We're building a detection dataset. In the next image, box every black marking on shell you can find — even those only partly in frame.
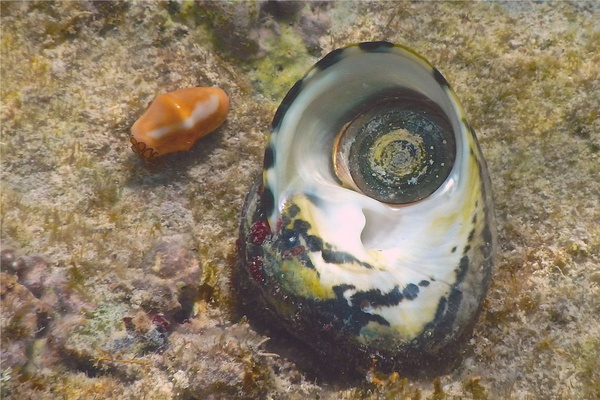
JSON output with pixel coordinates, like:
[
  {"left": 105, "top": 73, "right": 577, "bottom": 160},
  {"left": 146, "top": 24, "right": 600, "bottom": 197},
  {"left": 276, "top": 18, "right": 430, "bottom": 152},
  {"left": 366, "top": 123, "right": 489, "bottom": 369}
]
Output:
[
  {"left": 277, "top": 208, "right": 377, "bottom": 269},
  {"left": 437, "top": 288, "right": 463, "bottom": 334},
  {"left": 351, "top": 286, "right": 404, "bottom": 308},
  {"left": 264, "top": 146, "right": 275, "bottom": 170},
  {"left": 314, "top": 47, "right": 345, "bottom": 71},
  {"left": 426, "top": 285, "right": 463, "bottom": 341},
  {"left": 418, "top": 280, "right": 430, "bottom": 287},
  {"left": 331, "top": 285, "right": 391, "bottom": 330},
  {"left": 272, "top": 80, "right": 304, "bottom": 130},
  {"left": 468, "top": 228, "right": 475, "bottom": 242},
  {"left": 275, "top": 226, "right": 314, "bottom": 267},
  {"left": 456, "top": 255, "right": 469, "bottom": 282},
  {"left": 262, "top": 186, "right": 275, "bottom": 220},
  {"left": 333, "top": 284, "right": 355, "bottom": 296},
  {"left": 402, "top": 284, "right": 420, "bottom": 300},
  {"left": 306, "top": 235, "right": 323, "bottom": 252},
  {"left": 358, "top": 41, "right": 394, "bottom": 52},
  {"left": 287, "top": 204, "right": 300, "bottom": 218},
  {"left": 433, "top": 296, "right": 447, "bottom": 322},
  {"left": 451, "top": 246, "right": 457, "bottom": 253},
  {"left": 293, "top": 219, "right": 311, "bottom": 235},
  {"left": 280, "top": 228, "right": 300, "bottom": 248},
  {"left": 320, "top": 246, "right": 374, "bottom": 269},
  {"left": 433, "top": 68, "right": 449, "bottom": 88},
  {"left": 463, "top": 245, "right": 471, "bottom": 255},
  {"left": 322, "top": 249, "right": 358, "bottom": 265}
]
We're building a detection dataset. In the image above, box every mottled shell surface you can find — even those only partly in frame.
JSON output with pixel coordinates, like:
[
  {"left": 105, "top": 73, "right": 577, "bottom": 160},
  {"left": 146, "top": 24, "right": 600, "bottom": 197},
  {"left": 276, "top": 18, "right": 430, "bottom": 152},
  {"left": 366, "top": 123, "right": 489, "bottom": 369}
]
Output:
[{"left": 237, "top": 41, "right": 496, "bottom": 372}]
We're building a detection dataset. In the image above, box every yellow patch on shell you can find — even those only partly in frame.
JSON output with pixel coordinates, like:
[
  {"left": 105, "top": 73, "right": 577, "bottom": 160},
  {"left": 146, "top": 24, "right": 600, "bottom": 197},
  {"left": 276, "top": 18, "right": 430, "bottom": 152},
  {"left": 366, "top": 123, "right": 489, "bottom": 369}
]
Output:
[
  {"left": 279, "top": 258, "right": 336, "bottom": 300},
  {"left": 130, "top": 87, "right": 229, "bottom": 159}
]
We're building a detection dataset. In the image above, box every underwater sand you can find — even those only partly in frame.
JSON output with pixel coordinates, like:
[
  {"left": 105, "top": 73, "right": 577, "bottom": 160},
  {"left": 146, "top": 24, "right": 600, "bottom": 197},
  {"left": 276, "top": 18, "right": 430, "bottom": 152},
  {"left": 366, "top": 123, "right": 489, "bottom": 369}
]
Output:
[{"left": 1, "top": 1, "right": 599, "bottom": 399}]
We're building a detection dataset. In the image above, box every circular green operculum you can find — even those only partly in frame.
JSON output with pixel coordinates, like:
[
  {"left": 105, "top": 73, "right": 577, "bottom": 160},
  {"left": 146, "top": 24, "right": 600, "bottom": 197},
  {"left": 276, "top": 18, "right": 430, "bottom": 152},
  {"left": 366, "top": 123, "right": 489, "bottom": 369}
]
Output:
[{"left": 337, "top": 90, "right": 456, "bottom": 204}]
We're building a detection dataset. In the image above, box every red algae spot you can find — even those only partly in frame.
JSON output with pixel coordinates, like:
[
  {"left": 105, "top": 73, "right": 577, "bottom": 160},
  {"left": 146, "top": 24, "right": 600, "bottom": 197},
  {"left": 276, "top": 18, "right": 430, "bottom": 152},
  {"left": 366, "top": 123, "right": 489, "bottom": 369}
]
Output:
[
  {"left": 282, "top": 245, "right": 306, "bottom": 259},
  {"left": 130, "top": 87, "right": 230, "bottom": 159},
  {"left": 151, "top": 314, "right": 170, "bottom": 332},
  {"left": 249, "top": 220, "right": 270, "bottom": 245},
  {"left": 247, "top": 256, "right": 265, "bottom": 283},
  {"left": 275, "top": 218, "right": 284, "bottom": 232}
]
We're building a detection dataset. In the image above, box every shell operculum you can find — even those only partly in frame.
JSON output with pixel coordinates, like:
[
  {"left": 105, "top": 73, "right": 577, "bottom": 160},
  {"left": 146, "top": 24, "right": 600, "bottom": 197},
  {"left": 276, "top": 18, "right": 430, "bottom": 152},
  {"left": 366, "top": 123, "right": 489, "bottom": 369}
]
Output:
[{"left": 332, "top": 88, "right": 456, "bottom": 204}]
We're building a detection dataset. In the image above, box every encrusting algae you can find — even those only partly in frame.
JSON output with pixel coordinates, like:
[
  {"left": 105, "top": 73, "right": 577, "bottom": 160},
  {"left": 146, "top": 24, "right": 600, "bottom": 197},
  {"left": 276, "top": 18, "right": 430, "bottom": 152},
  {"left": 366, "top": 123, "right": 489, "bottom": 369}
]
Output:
[{"left": 130, "top": 87, "right": 229, "bottom": 160}]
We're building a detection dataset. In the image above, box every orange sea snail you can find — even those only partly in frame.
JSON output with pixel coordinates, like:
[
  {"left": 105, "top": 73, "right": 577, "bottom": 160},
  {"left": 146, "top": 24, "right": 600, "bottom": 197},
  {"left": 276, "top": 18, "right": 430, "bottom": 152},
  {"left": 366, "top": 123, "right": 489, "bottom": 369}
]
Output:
[{"left": 130, "top": 87, "right": 229, "bottom": 159}]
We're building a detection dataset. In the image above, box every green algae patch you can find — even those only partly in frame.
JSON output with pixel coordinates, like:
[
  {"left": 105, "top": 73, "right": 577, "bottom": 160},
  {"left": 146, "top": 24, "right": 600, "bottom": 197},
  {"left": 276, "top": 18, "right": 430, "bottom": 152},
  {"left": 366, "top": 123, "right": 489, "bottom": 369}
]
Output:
[
  {"left": 576, "top": 336, "right": 600, "bottom": 398},
  {"left": 65, "top": 304, "right": 131, "bottom": 357},
  {"left": 251, "top": 24, "right": 315, "bottom": 102}
]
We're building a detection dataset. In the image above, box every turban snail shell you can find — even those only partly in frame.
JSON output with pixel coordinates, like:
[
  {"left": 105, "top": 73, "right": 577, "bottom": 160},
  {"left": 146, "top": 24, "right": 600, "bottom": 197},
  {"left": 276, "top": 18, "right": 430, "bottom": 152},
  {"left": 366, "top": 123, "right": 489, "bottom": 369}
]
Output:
[{"left": 237, "top": 41, "right": 496, "bottom": 372}]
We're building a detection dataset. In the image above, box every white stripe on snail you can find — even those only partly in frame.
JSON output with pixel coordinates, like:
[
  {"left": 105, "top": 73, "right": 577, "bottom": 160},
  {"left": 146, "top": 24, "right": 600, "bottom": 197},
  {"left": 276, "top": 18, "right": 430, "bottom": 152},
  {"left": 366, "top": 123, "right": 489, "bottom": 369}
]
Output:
[{"left": 147, "top": 93, "right": 220, "bottom": 140}]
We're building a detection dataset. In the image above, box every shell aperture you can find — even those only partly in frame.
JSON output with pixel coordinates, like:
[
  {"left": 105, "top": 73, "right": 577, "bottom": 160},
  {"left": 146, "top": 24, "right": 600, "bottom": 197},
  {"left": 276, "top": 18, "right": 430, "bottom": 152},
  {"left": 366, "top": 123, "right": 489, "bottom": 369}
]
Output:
[{"left": 237, "top": 41, "right": 496, "bottom": 371}]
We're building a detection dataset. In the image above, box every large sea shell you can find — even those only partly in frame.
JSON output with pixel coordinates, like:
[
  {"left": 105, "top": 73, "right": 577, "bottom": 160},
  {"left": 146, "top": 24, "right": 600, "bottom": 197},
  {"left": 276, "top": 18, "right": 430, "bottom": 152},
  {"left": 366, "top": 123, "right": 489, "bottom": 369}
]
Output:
[{"left": 237, "top": 41, "right": 496, "bottom": 373}]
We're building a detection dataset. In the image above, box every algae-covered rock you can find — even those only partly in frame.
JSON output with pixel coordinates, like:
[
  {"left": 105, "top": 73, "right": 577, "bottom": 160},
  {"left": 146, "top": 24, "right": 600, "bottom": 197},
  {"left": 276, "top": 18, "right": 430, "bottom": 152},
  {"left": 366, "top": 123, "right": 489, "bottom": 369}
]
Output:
[
  {"left": 163, "top": 321, "right": 272, "bottom": 400},
  {"left": 1, "top": 0, "right": 599, "bottom": 398},
  {"left": 199, "top": 1, "right": 264, "bottom": 60},
  {"left": 0, "top": 272, "right": 50, "bottom": 370}
]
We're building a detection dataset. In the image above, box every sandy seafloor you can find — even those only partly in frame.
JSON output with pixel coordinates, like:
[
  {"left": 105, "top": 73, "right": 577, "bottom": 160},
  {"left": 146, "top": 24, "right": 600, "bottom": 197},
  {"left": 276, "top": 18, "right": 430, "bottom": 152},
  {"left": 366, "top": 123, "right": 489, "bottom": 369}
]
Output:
[{"left": 1, "top": 1, "right": 599, "bottom": 399}]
